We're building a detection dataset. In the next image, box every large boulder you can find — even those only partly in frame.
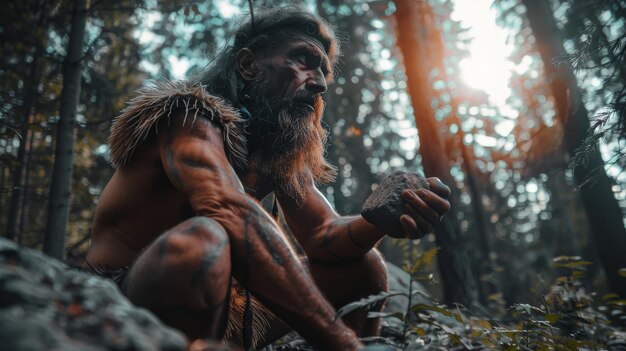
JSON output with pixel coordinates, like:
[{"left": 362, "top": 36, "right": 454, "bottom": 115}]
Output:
[{"left": 0, "top": 238, "right": 187, "bottom": 351}]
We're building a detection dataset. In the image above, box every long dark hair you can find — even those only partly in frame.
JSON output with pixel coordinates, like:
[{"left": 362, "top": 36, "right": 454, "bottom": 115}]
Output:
[{"left": 196, "top": 5, "right": 340, "bottom": 108}]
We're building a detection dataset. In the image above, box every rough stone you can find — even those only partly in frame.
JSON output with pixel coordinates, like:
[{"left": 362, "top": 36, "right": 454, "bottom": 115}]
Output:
[
  {"left": 361, "top": 171, "right": 430, "bottom": 237},
  {"left": 0, "top": 238, "right": 188, "bottom": 351}
]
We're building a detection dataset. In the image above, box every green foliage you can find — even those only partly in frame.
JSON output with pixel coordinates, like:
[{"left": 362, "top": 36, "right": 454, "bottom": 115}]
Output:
[
  {"left": 336, "top": 291, "right": 405, "bottom": 321},
  {"left": 327, "top": 245, "right": 626, "bottom": 350},
  {"left": 422, "top": 255, "right": 621, "bottom": 349}
]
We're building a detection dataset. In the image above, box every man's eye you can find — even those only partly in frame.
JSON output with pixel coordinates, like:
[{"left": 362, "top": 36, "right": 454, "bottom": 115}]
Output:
[
  {"left": 293, "top": 54, "right": 320, "bottom": 68},
  {"left": 293, "top": 54, "right": 308, "bottom": 65}
]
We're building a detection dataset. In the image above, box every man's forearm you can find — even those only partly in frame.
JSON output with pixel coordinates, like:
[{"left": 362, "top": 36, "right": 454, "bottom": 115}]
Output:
[
  {"left": 215, "top": 197, "right": 361, "bottom": 351},
  {"left": 306, "top": 215, "right": 386, "bottom": 263}
]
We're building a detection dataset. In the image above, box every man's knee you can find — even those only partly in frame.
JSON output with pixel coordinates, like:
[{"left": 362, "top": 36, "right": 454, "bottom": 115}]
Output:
[
  {"left": 312, "top": 249, "right": 388, "bottom": 306},
  {"left": 360, "top": 249, "right": 388, "bottom": 295},
  {"left": 159, "top": 216, "right": 230, "bottom": 277}
]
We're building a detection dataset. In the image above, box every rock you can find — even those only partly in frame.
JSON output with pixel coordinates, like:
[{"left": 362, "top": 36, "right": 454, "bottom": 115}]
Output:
[
  {"left": 361, "top": 171, "right": 430, "bottom": 237},
  {"left": 0, "top": 238, "right": 187, "bottom": 351}
]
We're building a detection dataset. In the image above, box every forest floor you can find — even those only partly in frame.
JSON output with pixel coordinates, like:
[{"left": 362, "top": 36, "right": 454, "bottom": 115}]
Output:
[{"left": 270, "top": 255, "right": 626, "bottom": 351}]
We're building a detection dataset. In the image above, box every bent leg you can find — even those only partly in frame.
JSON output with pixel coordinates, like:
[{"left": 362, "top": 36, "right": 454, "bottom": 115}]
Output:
[
  {"left": 124, "top": 216, "right": 231, "bottom": 340},
  {"left": 310, "top": 249, "right": 388, "bottom": 337},
  {"left": 256, "top": 249, "right": 388, "bottom": 346}
]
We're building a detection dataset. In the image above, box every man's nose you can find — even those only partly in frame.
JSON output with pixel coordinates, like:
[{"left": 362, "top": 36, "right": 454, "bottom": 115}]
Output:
[{"left": 305, "top": 69, "right": 327, "bottom": 94}]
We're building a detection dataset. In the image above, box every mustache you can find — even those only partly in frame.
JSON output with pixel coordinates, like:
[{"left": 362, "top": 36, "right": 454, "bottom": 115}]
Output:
[{"left": 290, "top": 90, "right": 321, "bottom": 106}]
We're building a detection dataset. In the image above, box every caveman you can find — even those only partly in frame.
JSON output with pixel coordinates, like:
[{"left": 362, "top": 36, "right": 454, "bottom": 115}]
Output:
[{"left": 85, "top": 6, "right": 451, "bottom": 351}]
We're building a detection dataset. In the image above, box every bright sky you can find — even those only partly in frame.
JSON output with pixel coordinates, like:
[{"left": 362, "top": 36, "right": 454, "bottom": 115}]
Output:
[{"left": 451, "top": 0, "right": 514, "bottom": 107}]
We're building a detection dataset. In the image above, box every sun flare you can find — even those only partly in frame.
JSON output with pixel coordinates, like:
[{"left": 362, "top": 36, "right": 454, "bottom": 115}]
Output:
[{"left": 452, "top": 0, "right": 514, "bottom": 107}]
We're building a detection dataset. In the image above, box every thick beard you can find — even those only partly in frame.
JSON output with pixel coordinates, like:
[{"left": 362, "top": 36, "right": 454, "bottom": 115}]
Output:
[{"left": 244, "top": 73, "right": 335, "bottom": 205}]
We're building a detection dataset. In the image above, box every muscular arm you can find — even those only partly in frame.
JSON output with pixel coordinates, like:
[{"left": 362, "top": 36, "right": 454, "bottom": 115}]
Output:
[
  {"left": 158, "top": 113, "right": 360, "bottom": 350},
  {"left": 277, "top": 172, "right": 385, "bottom": 264},
  {"left": 277, "top": 171, "right": 452, "bottom": 264}
]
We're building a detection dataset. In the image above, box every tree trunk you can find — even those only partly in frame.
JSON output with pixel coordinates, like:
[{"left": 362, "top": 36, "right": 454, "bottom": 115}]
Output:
[
  {"left": 442, "top": 63, "right": 499, "bottom": 303},
  {"left": 43, "top": 0, "right": 87, "bottom": 260},
  {"left": 18, "top": 130, "right": 36, "bottom": 244},
  {"left": 4, "top": 10, "right": 47, "bottom": 240},
  {"left": 522, "top": 0, "right": 626, "bottom": 296},
  {"left": 393, "top": 0, "right": 478, "bottom": 306},
  {"left": 5, "top": 124, "right": 29, "bottom": 241}
]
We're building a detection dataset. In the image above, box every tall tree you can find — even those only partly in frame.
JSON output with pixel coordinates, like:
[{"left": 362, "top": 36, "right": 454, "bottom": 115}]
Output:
[
  {"left": 3, "top": 0, "right": 51, "bottom": 241},
  {"left": 522, "top": 0, "right": 626, "bottom": 296},
  {"left": 393, "top": 0, "right": 479, "bottom": 306},
  {"left": 43, "top": 0, "right": 87, "bottom": 259},
  {"left": 560, "top": 0, "right": 626, "bottom": 173}
]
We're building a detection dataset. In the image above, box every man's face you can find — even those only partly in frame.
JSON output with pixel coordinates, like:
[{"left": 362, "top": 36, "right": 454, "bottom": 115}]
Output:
[
  {"left": 241, "top": 37, "right": 335, "bottom": 202},
  {"left": 257, "top": 38, "right": 331, "bottom": 113},
  {"left": 245, "top": 37, "right": 333, "bottom": 151}
]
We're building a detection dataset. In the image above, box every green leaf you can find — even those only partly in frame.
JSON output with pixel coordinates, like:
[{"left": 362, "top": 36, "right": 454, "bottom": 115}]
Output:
[
  {"left": 553, "top": 261, "right": 593, "bottom": 269},
  {"left": 511, "top": 303, "right": 544, "bottom": 315},
  {"left": 405, "top": 260, "right": 421, "bottom": 274},
  {"left": 336, "top": 291, "right": 405, "bottom": 320},
  {"left": 618, "top": 268, "right": 626, "bottom": 277},
  {"left": 545, "top": 313, "right": 561, "bottom": 324},
  {"left": 367, "top": 311, "right": 391, "bottom": 319},
  {"left": 515, "top": 303, "right": 531, "bottom": 315},
  {"left": 410, "top": 303, "right": 452, "bottom": 317},
  {"left": 449, "top": 333, "right": 461, "bottom": 345},
  {"left": 414, "top": 274, "right": 435, "bottom": 281},
  {"left": 553, "top": 255, "right": 582, "bottom": 262},
  {"left": 421, "top": 247, "right": 439, "bottom": 266},
  {"left": 571, "top": 270, "right": 586, "bottom": 280},
  {"left": 602, "top": 293, "right": 620, "bottom": 300},
  {"left": 359, "top": 336, "right": 400, "bottom": 347},
  {"left": 473, "top": 319, "right": 492, "bottom": 329}
]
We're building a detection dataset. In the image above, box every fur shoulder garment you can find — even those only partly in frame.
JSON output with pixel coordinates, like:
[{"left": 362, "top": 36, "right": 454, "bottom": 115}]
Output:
[{"left": 108, "top": 80, "right": 247, "bottom": 169}]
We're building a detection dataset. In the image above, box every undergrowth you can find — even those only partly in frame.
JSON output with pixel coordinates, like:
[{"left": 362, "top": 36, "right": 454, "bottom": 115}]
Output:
[
  {"left": 354, "top": 244, "right": 626, "bottom": 350},
  {"left": 276, "top": 242, "right": 626, "bottom": 350}
]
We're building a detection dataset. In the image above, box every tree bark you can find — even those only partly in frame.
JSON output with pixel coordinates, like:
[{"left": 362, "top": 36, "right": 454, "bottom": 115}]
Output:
[
  {"left": 522, "top": 0, "right": 626, "bottom": 296},
  {"left": 43, "top": 0, "right": 87, "bottom": 260},
  {"left": 18, "top": 130, "right": 36, "bottom": 244},
  {"left": 4, "top": 0, "right": 49, "bottom": 240},
  {"left": 393, "top": 0, "right": 479, "bottom": 306}
]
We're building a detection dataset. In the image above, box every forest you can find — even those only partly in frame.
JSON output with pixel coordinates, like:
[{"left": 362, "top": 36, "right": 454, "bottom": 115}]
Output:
[{"left": 1, "top": 0, "right": 625, "bottom": 349}]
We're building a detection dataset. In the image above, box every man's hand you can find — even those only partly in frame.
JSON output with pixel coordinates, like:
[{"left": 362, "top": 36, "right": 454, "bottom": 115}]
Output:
[
  {"left": 361, "top": 172, "right": 451, "bottom": 239},
  {"left": 399, "top": 177, "right": 451, "bottom": 239}
]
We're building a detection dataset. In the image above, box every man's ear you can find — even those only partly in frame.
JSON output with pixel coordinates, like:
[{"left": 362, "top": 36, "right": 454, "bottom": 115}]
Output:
[{"left": 236, "top": 48, "right": 257, "bottom": 81}]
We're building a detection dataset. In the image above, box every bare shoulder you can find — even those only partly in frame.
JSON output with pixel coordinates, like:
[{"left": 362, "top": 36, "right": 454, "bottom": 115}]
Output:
[{"left": 156, "top": 107, "right": 247, "bottom": 214}]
